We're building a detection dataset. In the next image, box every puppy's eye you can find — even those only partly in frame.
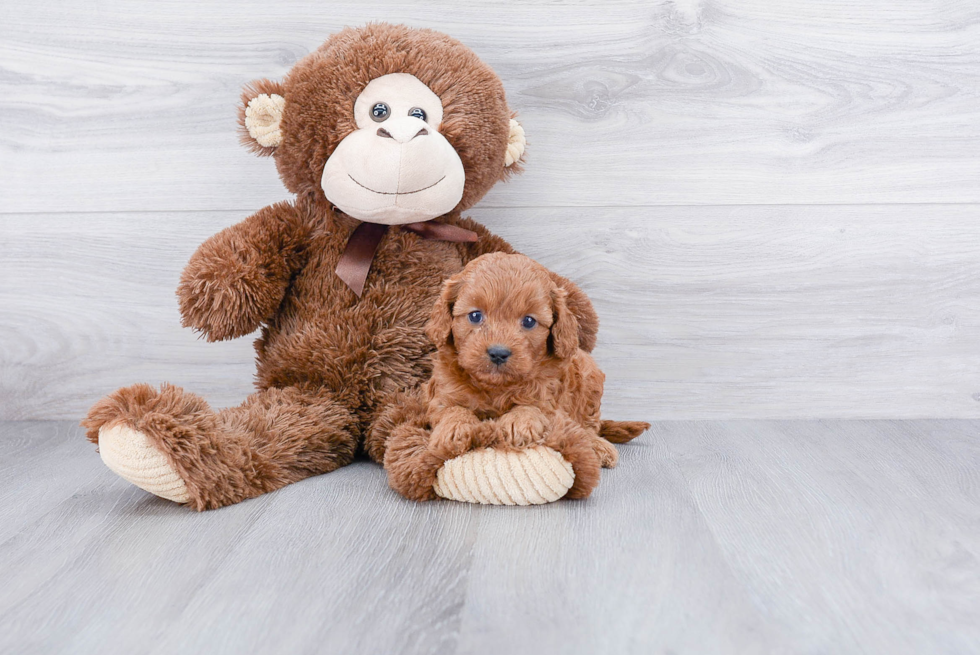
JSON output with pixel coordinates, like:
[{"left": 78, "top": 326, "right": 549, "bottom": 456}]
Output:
[
  {"left": 408, "top": 107, "right": 427, "bottom": 121},
  {"left": 371, "top": 102, "right": 390, "bottom": 122},
  {"left": 467, "top": 311, "right": 484, "bottom": 324},
  {"left": 521, "top": 316, "right": 537, "bottom": 329}
]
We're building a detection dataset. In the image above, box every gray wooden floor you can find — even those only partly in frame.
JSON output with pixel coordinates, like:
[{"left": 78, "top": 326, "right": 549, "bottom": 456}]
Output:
[{"left": 1, "top": 420, "right": 977, "bottom": 654}]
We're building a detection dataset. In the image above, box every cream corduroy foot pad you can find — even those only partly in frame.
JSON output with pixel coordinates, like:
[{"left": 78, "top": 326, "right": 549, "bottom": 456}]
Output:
[
  {"left": 433, "top": 445, "right": 574, "bottom": 505},
  {"left": 98, "top": 424, "right": 191, "bottom": 504}
]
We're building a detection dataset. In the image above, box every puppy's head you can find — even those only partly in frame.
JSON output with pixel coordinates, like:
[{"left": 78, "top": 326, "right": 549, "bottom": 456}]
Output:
[{"left": 426, "top": 253, "right": 580, "bottom": 387}]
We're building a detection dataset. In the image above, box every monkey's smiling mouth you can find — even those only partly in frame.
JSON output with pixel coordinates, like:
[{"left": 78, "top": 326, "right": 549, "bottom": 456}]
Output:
[{"left": 348, "top": 174, "right": 445, "bottom": 196}]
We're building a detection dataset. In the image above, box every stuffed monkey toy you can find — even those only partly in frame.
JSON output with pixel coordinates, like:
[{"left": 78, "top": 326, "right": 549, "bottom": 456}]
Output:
[{"left": 82, "top": 23, "right": 605, "bottom": 509}]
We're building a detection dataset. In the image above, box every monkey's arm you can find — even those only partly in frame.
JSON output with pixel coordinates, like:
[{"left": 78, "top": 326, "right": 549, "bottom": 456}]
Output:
[{"left": 177, "top": 201, "right": 310, "bottom": 341}]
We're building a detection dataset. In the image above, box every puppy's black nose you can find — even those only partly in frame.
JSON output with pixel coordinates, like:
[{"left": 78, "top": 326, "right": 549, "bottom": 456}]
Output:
[{"left": 487, "top": 345, "right": 511, "bottom": 365}]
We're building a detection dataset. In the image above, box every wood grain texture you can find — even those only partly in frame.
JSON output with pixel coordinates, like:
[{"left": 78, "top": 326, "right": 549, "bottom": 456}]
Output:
[
  {"left": 660, "top": 419, "right": 980, "bottom": 654},
  {"left": 1, "top": 420, "right": 978, "bottom": 654},
  {"left": 2, "top": 0, "right": 980, "bottom": 212},
  {"left": 3, "top": 206, "right": 979, "bottom": 421},
  {"left": 3, "top": 1, "right": 980, "bottom": 419}
]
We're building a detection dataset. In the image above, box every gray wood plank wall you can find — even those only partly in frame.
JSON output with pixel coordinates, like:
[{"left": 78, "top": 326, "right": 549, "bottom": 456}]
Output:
[{"left": 2, "top": 0, "right": 979, "bottom": 420}]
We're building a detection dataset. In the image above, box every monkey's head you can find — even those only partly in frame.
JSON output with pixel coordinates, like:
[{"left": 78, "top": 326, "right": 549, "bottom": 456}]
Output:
[{"left": 238, "top": 24, "right": 525, "bottom": 225}]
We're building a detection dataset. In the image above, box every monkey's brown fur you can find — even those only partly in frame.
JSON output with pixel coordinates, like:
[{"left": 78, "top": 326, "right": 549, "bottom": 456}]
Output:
[
  {"left": 82, "top": 24, "right": 600, "bottom": 510},
  {"left": 381, "top": 254, "right": 649, "bottom": 501}
]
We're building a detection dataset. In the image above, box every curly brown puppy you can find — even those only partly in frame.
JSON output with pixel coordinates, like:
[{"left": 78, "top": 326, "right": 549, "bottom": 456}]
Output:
[{"left": 418, "top": 252, "right": 649, "bottom": 499}]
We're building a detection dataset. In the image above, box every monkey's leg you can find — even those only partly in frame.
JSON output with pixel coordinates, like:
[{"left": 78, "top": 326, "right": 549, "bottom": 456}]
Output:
[
  {"left": 82, "top": 383, "right": 359, "bottom": 510},
  {"left": 373, "top": 394, "right": 599, "bottom": 505},
  {"left": 365, "top": 388, "right": 446, "bottom": 501},
  {"left": 540, "top": 411, "right": 603, "bottom": 500}
]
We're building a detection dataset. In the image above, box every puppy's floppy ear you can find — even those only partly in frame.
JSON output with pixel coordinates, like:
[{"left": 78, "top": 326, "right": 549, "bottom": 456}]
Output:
[
  {"left": 238, "top": 79, "right": 286, "bottom": 156},
  {"left": 425, "top": 274, "right": 464, "bottom": 348},
  {"left": 547, "top": 272, "right": 598, "bottom": 353},
  {"left": 549, "top": 287, "right": 581, "bottom": 360}
]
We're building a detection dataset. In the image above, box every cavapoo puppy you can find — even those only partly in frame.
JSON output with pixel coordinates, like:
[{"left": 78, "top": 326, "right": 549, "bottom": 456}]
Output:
[{"left": 378, "top": 252, "right": 648, "bottom": 501}]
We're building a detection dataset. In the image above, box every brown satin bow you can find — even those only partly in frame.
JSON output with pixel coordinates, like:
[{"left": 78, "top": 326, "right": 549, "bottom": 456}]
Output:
[{"left": 335, "top": 220, "right": 478, "bottom": 297}]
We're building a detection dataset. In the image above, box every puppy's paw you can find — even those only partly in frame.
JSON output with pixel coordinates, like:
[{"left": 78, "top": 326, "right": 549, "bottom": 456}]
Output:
[
  {"left": 494, "top": 406, "right": 548, "bottom": 449},
  {"left": 592, "top": 436, "right": 619, "bottom": 468},
  {"left": 429, "top": 419, "right": 490, "bottom": 460}
]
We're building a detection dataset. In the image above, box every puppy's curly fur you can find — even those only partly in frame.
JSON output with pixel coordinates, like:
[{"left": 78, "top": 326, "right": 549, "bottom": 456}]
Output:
[{"left": 384, "top": 253, "right": 649, "bottom": 501}]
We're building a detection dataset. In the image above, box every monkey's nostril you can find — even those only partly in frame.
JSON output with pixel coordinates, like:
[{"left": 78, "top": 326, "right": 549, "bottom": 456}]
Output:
[
  {"left": 487, "top": 345, "right": 511, "bottom": 365},
  {"left": 377, "top": 127, "right": 393, "bottom": 138},
  {"left": 416, "top": 127, "right": 428, "bottom": 138}
]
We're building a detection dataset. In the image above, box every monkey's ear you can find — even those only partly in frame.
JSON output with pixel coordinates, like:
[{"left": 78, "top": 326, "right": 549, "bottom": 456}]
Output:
[
  {"left": 238, "top": 79, "right": 286, "bottom": 156},
  {"left": 504, "top": 118, "right": 526, "bottom": 167},
  {"left": 549, "top": 287, "right": 580, "bottom": 360},
  {"left": 425, "top": 274, "right": 464, "bottom": 348}
]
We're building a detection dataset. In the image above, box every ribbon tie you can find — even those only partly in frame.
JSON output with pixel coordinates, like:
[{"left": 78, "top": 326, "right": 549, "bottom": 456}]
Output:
[{"left": 335, "top": 220, "right": 478, "bottom": 297}]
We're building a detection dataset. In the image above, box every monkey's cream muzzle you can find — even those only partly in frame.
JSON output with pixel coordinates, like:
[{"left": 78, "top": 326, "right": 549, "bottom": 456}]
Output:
[{"left": 321, "top": 73, "right": 466, "bottom": 225}]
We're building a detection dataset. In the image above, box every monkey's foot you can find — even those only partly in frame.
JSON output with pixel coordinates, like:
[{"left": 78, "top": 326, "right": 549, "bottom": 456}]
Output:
[
  {"left": 98, "top": 424, "right": 191, "bottom": 504},
  {"left": 433, "top": 446, "right": 574, "bottom": 505}
]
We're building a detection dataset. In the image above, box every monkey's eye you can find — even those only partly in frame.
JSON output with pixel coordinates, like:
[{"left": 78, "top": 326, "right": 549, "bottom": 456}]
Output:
[
  {"left": 467, "top": 311, "right": 484, "bottom": 325},
  {"left": 521, "top": 316, "right": 537, "bottom": 329},
  {"left": 371, "top": 103, "right": 390, "bottom": 122},
  {"left": 408, "top": 107, "right": 427, "bottom": 121}
]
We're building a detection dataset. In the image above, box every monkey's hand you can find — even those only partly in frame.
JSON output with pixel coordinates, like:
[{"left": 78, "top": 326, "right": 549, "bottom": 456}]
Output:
[{"left": 177, "top": 202, "right": 308, "bottom": 341}]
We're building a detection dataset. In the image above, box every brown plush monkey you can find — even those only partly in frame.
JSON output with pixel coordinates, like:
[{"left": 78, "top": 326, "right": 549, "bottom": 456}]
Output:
[{"left": 82, "top": 23, "right": 602, "bottom": 510}]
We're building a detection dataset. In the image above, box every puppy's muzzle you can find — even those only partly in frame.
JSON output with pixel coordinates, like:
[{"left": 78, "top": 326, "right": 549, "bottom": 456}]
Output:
[{"left": 486, "top": 345, "right": 511, "bottom": 366}]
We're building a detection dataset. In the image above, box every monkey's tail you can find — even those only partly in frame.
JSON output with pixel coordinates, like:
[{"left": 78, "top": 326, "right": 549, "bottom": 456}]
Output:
[{"left": 599, "top": 420, "right": 651, "bottom": 444}]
